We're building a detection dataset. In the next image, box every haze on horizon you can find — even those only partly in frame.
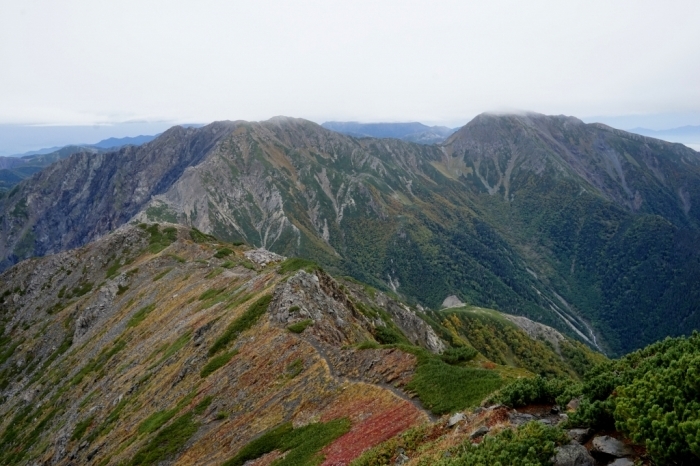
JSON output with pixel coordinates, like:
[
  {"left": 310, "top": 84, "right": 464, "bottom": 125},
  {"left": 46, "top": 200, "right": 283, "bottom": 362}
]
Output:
[{"left": 1, "top": 0, "right": 699, "bottom": 153}]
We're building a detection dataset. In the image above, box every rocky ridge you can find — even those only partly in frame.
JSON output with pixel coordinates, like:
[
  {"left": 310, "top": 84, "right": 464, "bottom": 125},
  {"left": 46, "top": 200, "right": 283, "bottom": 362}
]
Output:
[{"left": 0, "top": 223, "right": 598, "bottom": 465}]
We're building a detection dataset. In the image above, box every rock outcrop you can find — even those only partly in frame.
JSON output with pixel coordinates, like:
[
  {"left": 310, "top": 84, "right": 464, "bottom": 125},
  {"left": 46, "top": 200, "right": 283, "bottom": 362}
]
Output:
[
  {"left": 591, "top": 435, "right": 634, "bottom": 458},
  {"left": 552, "top": 442, "right": 596, "bottom": 466}
]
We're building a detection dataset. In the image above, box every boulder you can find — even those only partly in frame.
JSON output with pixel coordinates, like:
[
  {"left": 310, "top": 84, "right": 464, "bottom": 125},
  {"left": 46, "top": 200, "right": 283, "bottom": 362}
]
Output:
[
  {"left": 447, "top": 412, "right": 465, "bottom": 427},
  {"left": 567, "top": 428, "right": 594, "bottom": 444},
  {"left": 470, "top": 426, "right": 489, "bottom": 439},
  {"left": 244, "top": 248, "right": 285, "bottom": 267},
  {"left": 509, "top": 412, "right": 535, "bottom": 426},
  {"left": 592, "top": 436, "right": 634, "bottom": 458},
  {"left": 566, "top": 398, "right": 581, "bottom": 411},
  {"left": 552, "top": 442, "right": 596, "bottom": 466}
]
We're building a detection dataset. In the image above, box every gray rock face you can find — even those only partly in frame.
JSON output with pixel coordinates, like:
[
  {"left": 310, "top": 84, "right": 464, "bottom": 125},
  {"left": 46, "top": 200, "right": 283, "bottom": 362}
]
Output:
[
  {"left": 447, "top": 412, "right": 465, "bottom": 427},
  {"left": 502, "top": 313, "right": 567, "bottom": 353},
  {"left": 268, "top": 270, "right": 373, "bottom": 346},
  {"left": 592, "top": 436, "right": 634, "bottom": 458},
  {"left": 243, "top": 248, "right": 285, "bottom": 267},
  {"left": 552, "top": 443, "right": 596, "bottom": 466},
  {"left": 509, "top": 412, "right": 535, "bottom": 426},
  {"left": 267, "top": 269, "right": 447, "bottom": 354},
  {"left": 441, "top": 295, "right": 464, "bottom": 308},
  {"left": 567, "top": 428, "right": 594, "bottom": 444},
  {"left": 375, "top": 293, "right": 445, "bottom": 353},
  {"left": 0, "top": 122, "right": 234, "bottom": 271},
  {"left": 567, "top": 398, "right": 581, "bottom": 411},
  {"left": 469, "top": 426, "right": 489, "bottom": 439}
]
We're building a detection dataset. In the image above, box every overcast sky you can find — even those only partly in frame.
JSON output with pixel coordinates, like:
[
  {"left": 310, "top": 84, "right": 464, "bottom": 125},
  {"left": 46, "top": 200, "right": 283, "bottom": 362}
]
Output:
[{"left": 1, "top": 0, "right": 700, "bottom": 152}]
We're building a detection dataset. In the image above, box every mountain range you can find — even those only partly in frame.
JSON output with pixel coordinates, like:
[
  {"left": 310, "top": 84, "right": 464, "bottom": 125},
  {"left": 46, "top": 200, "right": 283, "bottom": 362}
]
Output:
[
  {"left": 629, "top": 124, "right": 700, "bottom": 146},
  {"left": 1, "top": 111, "right": 700, "bottom": 464},
  {"left": 0, "top": 135, "right": 159, "bottom": 193},
  {"left": 1, "top": 112, "right": 699, "bottom": 358}
]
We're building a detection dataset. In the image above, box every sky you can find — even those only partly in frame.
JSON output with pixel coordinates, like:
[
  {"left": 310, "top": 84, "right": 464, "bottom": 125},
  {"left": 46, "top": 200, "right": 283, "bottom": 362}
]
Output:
[{"left": 1, "top": 0, "right": 700, "bottom": 154}]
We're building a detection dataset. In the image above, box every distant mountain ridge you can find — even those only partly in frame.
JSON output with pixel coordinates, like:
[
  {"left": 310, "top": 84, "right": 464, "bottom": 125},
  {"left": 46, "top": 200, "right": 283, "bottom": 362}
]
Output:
[
  {"left": 627, "top": 124, "right": 700, "bottom": 147},
  {"left": 322, "top": 121, "right": 457, "bottom": 144},
  {"left": 0, "top": 134, "right": 159, "bottom": 192},
  {"left": 7, "top": 133, "right": 159, "bottom": 158},
  {"left": 1, "top": 113, "right": 699, "bottom": 355},
  {"left": 88, "top": 133, "right": 159, "bottom": 149}
]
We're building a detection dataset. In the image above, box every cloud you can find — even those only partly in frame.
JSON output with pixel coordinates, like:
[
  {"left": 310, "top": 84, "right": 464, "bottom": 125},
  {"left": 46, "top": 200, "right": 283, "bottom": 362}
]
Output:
[{"left": 1, "top": 0, "right": 699, "bottom": 126}]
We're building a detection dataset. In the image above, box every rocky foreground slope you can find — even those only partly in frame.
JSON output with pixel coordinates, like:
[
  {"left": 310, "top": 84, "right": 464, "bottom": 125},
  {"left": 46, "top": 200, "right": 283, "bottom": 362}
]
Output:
[{"left": 0, "top": 223, "right": 606, "bottom": 465}]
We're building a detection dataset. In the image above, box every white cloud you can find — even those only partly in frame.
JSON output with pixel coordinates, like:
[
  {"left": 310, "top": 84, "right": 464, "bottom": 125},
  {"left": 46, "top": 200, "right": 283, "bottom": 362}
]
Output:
[{"left": 1, "top": 0, "right": 699, "bottom": 126}]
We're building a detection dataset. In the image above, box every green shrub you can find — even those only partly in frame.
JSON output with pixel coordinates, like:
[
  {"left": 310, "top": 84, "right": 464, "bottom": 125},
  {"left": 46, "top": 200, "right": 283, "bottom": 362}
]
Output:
[
  {"left": 287, "top": 358, "right": 304, "bottom": 378},
  {"left": 374, "top": 325, "right": 407, "bottom": 345},
  {"left": 129, "top": 411, "right": 199, "bottom": 465},
  {"left": 193, "top": 396, "right": 213, "bottom": 415},
  {"left": 199, "top": 288, "right": 225, "bottom": 301},
  {"left": 140, "top": 224, "right": 178, "bottom": 254},
  {"left": 209, "top": 294, "right": 272, "bottom": 356},
  {"left": 200, "top": 350, "right": 238, "bottom": 378},
  {"left": 190, "top": 228, "right": 217, "bottom": 244},
  {"left": 550, "top": 332, "right": 700, "bottom": 464},
  {"left": 214, "top": 248, "right": 233, "bottom": 258},
  {"left": 406, "top": 358, "right": 503, "bottom": 414},
  {"left": 223, "top": 418, "right": 351, "bottom": 466},
  {"left": 138, "top": 409, "right": 177, "bottom": 435},
  {"left": 127, "top": 304, "right": 156, "bottom": 328},
  {"left": 356, "top": 340, "right": 380, "bottom": 350},
  {"left": 434, "top": 421, "right": 569, "bottom": 466},
  {"left": 205, "top": 268, "right": 224, "bottom": 279},
  {"left": 278, "top": 257, "right": 319, "bottom": 275},
  {"left": 223, "top": 423, "right": 293, "bottom": 466},
  {"left": 153, "top": 268, "right": 172, "bottom": 281},
  {"left": 615, "top": 351, "right": 700, "bottom": 464},
  {"left": 440, "top": 346, "right": 478, "bottom": 365},
  {"left": 71, "top": 415, "right": 94, "bottom": 441},
  {"left": 137, "top": 391, "right": 201, "bottom": 435},
  {"left": 492, "top": 376, "right": 575, "bottom": 408},
  {"left": 105, "top": 261, "right": 122, "bottom": 279},
  {"left": 287, "top": 319, "right": 313, "bottom": 334}
]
